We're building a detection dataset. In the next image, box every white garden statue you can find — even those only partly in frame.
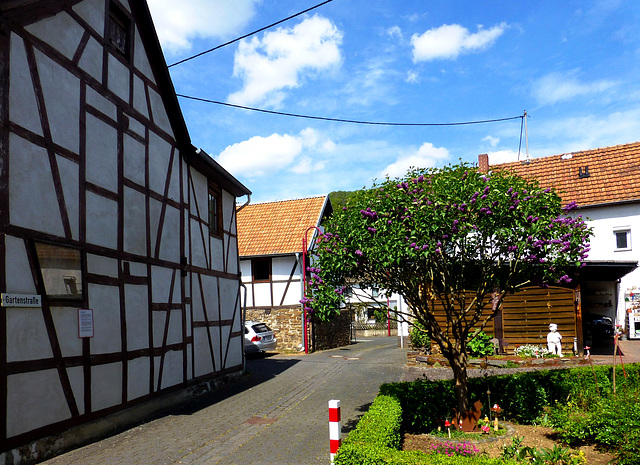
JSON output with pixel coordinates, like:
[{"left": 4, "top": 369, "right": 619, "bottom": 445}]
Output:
[{"left": 547, "top": 323, "right": 563, "bottom": 357}]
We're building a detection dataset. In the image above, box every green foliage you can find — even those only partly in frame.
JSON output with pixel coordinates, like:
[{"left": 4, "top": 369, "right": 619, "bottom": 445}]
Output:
[
  {"left": 548, "top": 382, "right": 640, "bottom": 465},
  {"left": 335, "top": 394, "right": 515, "bottom": 465},
  {"left": 467, "top": 331, "right": 495, "bottom": 357},
  {"left": 329, "top": 190, "right": 356, "bottom": 211},
  {"left": 409, "top": 321, "right": 431, "bottom": 350},
  {"left": 501, "top": 437, "right": 585, "bottom": 465}
]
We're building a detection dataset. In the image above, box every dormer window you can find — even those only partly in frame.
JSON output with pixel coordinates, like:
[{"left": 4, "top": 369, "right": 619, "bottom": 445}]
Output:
[{"left": 109, "top": 2, "right": 131, "bottom": 59}]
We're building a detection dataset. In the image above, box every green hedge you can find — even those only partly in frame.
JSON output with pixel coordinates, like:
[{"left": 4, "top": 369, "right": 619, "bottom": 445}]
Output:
[
  {"left": 380, "top": 363, "right": 640, "bottom": 432},
  {"left": 334, "top": 395, "right": 513, "bottom": 465},
  {"left": 336, "top": 364, "right": 640, "bottom": 464}
]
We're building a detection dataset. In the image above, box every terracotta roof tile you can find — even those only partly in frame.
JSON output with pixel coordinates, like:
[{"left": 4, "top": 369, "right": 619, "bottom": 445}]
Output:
[
  {"left": 236, "top": 196, "right": 331, "bottom": 257},
  {"left": 492, "top": 141, "right": 640, "bottom": 207}
]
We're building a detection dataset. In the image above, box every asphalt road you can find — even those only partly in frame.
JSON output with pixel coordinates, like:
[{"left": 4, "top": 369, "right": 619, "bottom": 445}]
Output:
[{"left": 41, "top": 337, "right": 407, "bottom": 465}]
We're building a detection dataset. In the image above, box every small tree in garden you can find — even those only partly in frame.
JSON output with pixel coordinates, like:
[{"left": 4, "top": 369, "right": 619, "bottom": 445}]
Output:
[{"left": 303, "top": 163, "right": 591, "bottom": 414}]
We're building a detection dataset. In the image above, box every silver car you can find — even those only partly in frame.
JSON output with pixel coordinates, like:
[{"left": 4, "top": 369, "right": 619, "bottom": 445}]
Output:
[{"left": 244, "top": 321, "right": 277, "bottom": 354}]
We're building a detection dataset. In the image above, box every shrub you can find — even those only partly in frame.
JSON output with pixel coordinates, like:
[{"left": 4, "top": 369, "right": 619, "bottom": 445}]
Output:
[
  {"left": 409, "top": 321, "right": 430, "bottom": 350},
  {"left": 467, "top": 331, "right": 495, "bottom": 357}
]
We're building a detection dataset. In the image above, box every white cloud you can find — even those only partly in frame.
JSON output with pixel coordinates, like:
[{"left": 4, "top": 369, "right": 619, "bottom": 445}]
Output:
[
  {"left": 533, "top": 71, "right": 617, "bottom": 105},
  {"left": 216, "top": 128, "right": 335, "bottom": 177},
  {"left": 411, "top": 23, "right": 507, "bottom": 62},
  {"left": 487, "top": 150, "right": 520, "bottom": 164},
  {"left": 406, "top": 71, "right": 419, "bottom": 84},
  {"left": 387, "top": 26, "right": 403, "bottom": 40},
  {"left": 380, "top": 142, "right": 450, "bottom": 178},
  {"left": 147, "top": 0, "right": 259, "bottom": 55},
  {"left": 228, "top": 15, "right": 343, "bottom": 107},
  {"left": 482, "top": 135, "right": 500, "bottom": 147},
  {"left": 217, "top": 133, "right": 302, "bottom": 177}
]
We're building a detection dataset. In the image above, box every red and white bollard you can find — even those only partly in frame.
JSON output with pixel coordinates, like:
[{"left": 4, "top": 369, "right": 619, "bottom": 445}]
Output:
[{"left": 329, "top": 399, "right": 341, "bottom": 463}]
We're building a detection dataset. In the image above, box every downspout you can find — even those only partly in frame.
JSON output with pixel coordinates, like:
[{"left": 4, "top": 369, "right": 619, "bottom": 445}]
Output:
[
  {"left": 241, "top": 282, "right": 248, "bottom": 371},
  {"left": 236, "top": 194, "right": 251, "bottom": 213}
]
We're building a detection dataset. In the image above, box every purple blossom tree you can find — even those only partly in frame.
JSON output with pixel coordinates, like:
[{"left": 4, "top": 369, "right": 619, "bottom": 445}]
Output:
[{"left": 304, "top": 163, "right": 591, "bottom": 413}]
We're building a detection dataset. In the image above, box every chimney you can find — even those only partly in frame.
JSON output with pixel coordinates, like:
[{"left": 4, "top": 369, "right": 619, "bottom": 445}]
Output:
[{"left": 478, "top": 154, "right": 489, "bottom": 173}]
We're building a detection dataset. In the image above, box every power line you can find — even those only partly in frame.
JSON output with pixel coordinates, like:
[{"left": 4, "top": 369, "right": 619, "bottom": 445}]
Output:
[
  {"left": 168, "top": 0, "right": 335, "bottom": 68},
  {"left": 176, "top": 94, "right": 524, "bottom": 127}
]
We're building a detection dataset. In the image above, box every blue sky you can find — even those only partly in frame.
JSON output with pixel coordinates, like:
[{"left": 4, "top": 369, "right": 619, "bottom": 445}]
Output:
[{"left": 147, "top": 0, "right": 640, "bottom": 203}]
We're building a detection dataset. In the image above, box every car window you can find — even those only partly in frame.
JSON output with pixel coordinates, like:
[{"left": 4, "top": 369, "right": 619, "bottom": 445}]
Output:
[{"left": 252, "top": 323, "right": 271, "bottom": 333}]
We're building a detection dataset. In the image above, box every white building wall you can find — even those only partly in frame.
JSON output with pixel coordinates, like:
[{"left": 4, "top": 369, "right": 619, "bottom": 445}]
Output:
[{"left": 575, "top": 204, "right": 640, "bottom": 328}]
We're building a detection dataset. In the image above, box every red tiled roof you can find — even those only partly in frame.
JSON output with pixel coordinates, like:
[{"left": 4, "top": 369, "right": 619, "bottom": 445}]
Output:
[
  {"left": 492, "top": 141, "right": 640, "bottom": 207},
  {"left": 236, "top": 196, "right": 331, "bottom": 257}
]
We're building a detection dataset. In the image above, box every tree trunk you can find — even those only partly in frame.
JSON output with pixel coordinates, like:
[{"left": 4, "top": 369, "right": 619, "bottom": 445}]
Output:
[{"left": 448, "top": 348, "right": 470, "bottom": 414}]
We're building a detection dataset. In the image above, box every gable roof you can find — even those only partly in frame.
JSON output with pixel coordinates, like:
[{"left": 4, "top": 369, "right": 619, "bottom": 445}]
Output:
[
  {"left": 493, "top": 141, "right": 640, "bottom": 208},
  {"left": 236, "top": 196, "right": 332, "bottom": 257}
]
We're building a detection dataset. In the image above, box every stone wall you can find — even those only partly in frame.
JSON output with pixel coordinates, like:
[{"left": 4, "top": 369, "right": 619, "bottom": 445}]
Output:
[
  {"left": 311, "top": 310, "right": 352, "bottom": 351},
  {"left": 245, "top": 307, "right": 352, "bottom": 353},
  {"left": 246, "top": 307, "right": 304, "bottom": 352}
]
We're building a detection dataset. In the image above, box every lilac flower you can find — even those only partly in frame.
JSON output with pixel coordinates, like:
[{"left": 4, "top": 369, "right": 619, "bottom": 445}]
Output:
[
  {"left": 558, "top": 275, "right": 572, "bottom": 284},
  {"left": 355, "top": 250, "right": 364, "bottom": 256}
]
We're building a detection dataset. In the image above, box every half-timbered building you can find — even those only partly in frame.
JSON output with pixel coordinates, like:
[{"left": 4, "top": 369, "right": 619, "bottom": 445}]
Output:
[
  {"left": 236, "top": 196, "right": 334, "bottom": 351},
  {"left": 0, "top": 1, "right": 250, "bottom": 461}
]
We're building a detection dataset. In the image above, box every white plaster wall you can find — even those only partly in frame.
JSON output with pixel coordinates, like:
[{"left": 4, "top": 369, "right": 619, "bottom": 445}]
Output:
[
  {"left": 72, "top": 0, "right": 105, "bottom": 35},
  {"left": 133, "top": 28, "right": 154, "bottom": 82},
  {"left": 219, "top": 278, "right": 240, "bottom": 321},
  {"left": 91, "top": 362, "right": 123, "bottom": 411},
  {"left": 36, "top": 49, "right": 80, "bottom": 153},
  {"left": 152, "top": 309, "right": 182, "bottom": 347},
  {"left": 124, "top": 134, "right": 146, "bottom": 186},
  {"left": 5, "top": 235, "right": 37, "bottom": 294},
  {"left": 272, "top": 256, "right": 295, "bottom": 280},
  {"left": 124, "top": 186, "right": 147, "bottom": 256},
  {"left": 125, "top": 284, "right": 150, "bottom": 352},
  {"left": 107, "top": 53, "right": 130, "bottom": 103},
  {"left": 253, "top": 283, "right": 271, "bottom": 306},
  {"left": 133, "top": 76, "right": 149, "bottom": 118},
  {"left": 127, "top": 114, "right": 146, "bottom": 139},
  {"left": 25, "top": 11, "right": 84, "bottom": 61},
  {"left": 127, "top": 356, "right": 150, "bottom": 401},
  {"left": 148, "top": 132, "right": 173, "bottom": 195},
  {"left": 157, "top": 350, "right": 183, "bottom": 389},
  {"left": 86, "top": 86, "right": 117, "bottom": 121},
  {"left": 148, "top": 87, "right": 172, "bottom": 135},
  {"left": 86, "top": 192, "right": 118, "bottom": 249},
  {"left": 151, "top": 266, "right": 175, "bottom": 303},
  {"left": 7, "top": 369, "right": 71, "bottom": 437},
  {"left": 58, "top": 155, "right": 80, "bottom": 240},
  {"left": 126, "top": 261, "right": 147, "bottom": 277},
  {"left": 52, "top": 307, "right": 84, "bottom": 357},
  {"left": 86, "top": 253, "right": 118, "bottom": 277},
  {"left": 200, "top": 274, "right": 220, "bottom": 318},
  {"left": 9, "top": 134, "right": 65, "bottom": 236},
  {"left": 78, "top": 37, "right": 103, "bottom": 82},
  {"left": 9, "top": 34, "right": 42, "bottom": 136},
  {"left": 210, "top": 238, "right": 224, "bottom": 271},
  {"left": 86, "top": 113, "right": 118, "bottom": 192},
  {"left": 88, "top": 284, "right": 122, "bottom": 353},
  {"left": 193, "top": 327, "right": 213, "bottom": 377},
  {"left": 6, "top": 308, "right": 53, "bottom": 362},
  {"left": 158, "top": 206, "right": 181, "bottom": 263}
]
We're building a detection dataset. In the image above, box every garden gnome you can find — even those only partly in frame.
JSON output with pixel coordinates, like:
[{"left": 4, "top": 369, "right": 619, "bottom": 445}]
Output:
[{"left": 547, "top": 323, "right": 563, "bottom": 356}]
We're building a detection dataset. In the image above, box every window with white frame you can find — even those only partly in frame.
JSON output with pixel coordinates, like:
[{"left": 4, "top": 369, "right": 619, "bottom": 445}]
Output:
[{"left": 614, "top": 228, "right": 631, "bottom": 251}]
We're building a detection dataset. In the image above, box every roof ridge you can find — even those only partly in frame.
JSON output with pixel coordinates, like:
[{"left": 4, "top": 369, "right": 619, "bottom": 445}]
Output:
[{"left": 239, "top": 195, "right": 328, "bottom": 207}]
